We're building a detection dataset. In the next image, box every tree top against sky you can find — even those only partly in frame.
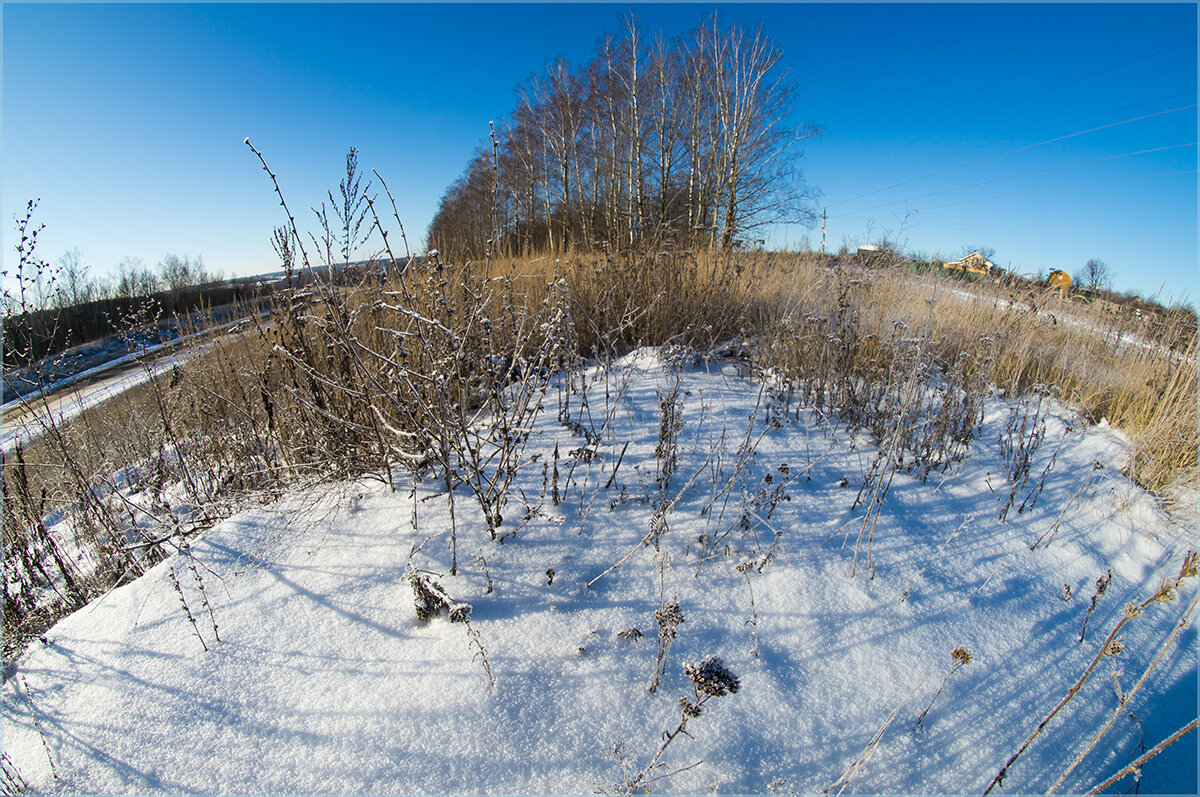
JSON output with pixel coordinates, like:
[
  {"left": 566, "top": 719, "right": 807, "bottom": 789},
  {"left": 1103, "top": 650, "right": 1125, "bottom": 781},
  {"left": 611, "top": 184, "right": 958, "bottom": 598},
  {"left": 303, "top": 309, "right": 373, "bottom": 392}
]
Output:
[{"left": 3, "top": 3, "right": 1195, "bottom": 299}]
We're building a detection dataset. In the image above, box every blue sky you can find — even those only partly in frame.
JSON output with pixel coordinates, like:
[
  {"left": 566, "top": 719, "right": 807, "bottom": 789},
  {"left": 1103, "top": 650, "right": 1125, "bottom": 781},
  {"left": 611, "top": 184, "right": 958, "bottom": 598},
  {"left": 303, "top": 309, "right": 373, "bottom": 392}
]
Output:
[{"left": 3, "top": 3, "right": 1196, "bottom": 301}]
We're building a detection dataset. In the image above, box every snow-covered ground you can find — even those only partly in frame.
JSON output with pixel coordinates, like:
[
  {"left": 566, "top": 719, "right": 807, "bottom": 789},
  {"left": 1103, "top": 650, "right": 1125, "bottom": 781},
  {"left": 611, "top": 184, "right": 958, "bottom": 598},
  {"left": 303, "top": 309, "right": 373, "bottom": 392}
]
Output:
[{"left": 3, "top": 349, "right": 1195, "bottom": 793}]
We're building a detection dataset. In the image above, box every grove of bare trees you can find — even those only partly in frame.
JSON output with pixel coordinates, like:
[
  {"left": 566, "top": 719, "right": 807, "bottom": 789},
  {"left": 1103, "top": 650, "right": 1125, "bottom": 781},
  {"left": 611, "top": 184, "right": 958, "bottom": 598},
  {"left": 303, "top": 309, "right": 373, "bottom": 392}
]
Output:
[{"left": 427, "top": 14, "right": 820, "bottom": 256}]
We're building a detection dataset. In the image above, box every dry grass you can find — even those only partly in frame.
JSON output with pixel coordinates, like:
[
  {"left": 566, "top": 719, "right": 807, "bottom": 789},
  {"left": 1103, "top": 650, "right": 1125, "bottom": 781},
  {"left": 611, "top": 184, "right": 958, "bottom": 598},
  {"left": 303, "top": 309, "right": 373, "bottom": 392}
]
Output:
[{"left": 4, "top": 243, "right": 1196, "bottom": 656}]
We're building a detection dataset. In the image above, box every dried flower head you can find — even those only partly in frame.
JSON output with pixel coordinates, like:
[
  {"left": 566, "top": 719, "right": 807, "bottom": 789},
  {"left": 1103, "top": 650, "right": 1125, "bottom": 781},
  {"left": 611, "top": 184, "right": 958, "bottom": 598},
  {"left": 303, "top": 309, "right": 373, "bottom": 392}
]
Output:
[
  {"left": 1104, "top": 637, "right": 1125, "bottom": 657},
  {"left": 684, "top": 655, "right": 741, "bottom": 698},
  {"left": 678, "top": 697, "right": 703, "bottom": 718},
  {"left": 1180, "top": 551, "right": 1198, "bottom": 580},
  {"left": 951, "top": 647, "right": 973, "bottom": 666},
  {"left": 656, "top": 602, "right": 685, "bottom": 639},
  {"left": 1154, "top": 578, "right": 1180, "bottom": 603},
  {"left": 1124, "top": 603, "right": 1143, "bottom": 619}
]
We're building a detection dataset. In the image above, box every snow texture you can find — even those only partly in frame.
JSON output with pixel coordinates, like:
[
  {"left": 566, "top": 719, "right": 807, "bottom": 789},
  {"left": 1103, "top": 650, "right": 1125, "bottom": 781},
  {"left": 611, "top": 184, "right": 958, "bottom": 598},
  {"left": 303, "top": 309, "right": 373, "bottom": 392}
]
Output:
[{"left": 3, "top": 349, "right": 1196, "bottom": 794}]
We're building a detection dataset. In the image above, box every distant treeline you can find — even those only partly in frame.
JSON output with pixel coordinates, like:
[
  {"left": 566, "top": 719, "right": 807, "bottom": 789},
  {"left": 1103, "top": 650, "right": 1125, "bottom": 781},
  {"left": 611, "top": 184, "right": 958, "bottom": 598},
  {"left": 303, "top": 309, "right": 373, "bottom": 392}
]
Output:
[
  {"left": 3, "top": 280, "right": 264, "bottom": 368},
  {"left": 427, "top": 13, "right": 819, "bottom": 257}
]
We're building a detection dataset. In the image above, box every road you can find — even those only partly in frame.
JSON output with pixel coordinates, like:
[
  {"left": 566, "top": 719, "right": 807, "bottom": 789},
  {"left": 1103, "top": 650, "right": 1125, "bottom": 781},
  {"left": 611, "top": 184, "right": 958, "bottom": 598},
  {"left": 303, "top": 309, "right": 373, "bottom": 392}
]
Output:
[{"left": 1, "top": 345, "right": 192, "bottom": 453}]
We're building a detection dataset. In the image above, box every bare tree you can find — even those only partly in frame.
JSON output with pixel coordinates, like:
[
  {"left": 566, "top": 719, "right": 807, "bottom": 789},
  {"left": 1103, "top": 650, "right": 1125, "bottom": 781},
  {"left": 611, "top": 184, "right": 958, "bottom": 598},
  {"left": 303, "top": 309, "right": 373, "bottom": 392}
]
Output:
[
  {"left": 115, "top": 256, "right": 157, "bottom": 300},
  {"left": 55, "top": 249, "right": 94, "bottom": 309},
  {"left": 427, "top": 14, "right": 819, "bottom": 253},
  {"left": 703, "top": 16, "right": 819, "bottom": 247},
  {"left": 159, "top": 254, "right": 192, "bottom": 295},
  {"left": 1074, "top": 258, "right": 1113, "bottom": 293},
  {"left": 961, "top": 244, "right": 997, "bottom": 262}
]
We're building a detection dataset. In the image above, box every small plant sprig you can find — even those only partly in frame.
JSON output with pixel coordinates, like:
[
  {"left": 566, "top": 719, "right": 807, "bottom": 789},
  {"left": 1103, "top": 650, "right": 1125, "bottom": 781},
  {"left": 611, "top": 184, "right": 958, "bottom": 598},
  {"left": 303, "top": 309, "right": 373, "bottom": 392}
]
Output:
[
  {"left": 913, "top": 647, "right": 972, "bottom": 731},
  {"left": 1032, "top": 460, "right": 1103, "bottom": 550},
  {"left": 404, "top": 566, "right": 471, "bottom": 624},
  {"left": 654, "top": 385, "right": 684, "bottom": 492},
  {"left": 1046, "top": 571, "right": 1199, "bottom": 793},
  {"left": 179, "top": 538, "right": 220, "bottom": 644},
  {"left": 997, "top": 395, "right": 1048, "bottom": 521},
  {"left": 649, "top": 600, "right": 685, "bottom": 693},
  {"left": 1078, "top": 569, "right": 1113, "bottom": 643},
  {"left": 474, "top": 550, "right": 494, "bottom": 594},
  {"left": 1083, "top": 718, "right": 1198, "bottom": 796},
  {"left": 1, "top": 751, "right": 29, "bottom": 795},
  {"left": 403, "top": 565, "right": 495, "bottom": 690},
  {"left": 168, "top": 564, "right": 209, "bottom": 652},
  {"left": 736, "top": 561, "right": 760, "bottom": 658},
  {"left": 615, "top": 656, "right": 741, "bottom": 795},
  {"left": 18, "top": 675, "right": 58, "bottom": 782}
]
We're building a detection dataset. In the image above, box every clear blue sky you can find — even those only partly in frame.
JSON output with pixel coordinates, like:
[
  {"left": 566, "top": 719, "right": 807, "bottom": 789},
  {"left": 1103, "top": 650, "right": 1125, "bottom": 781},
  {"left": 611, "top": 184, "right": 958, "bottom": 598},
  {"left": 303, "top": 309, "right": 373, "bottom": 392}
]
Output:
[{"left": 3, "top": 3, "right": 1197, "bottom": 301}]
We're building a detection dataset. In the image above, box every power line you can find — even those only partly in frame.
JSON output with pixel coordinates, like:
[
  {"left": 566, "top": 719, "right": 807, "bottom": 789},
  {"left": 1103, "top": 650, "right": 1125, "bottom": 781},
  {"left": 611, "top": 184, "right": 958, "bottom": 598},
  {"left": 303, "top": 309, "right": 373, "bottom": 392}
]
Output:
[
  {"left": 829, "top": 104, "right": 1197, "bottom": 209},
  {"left": 831, "top": 89, "right": 1196, "bottom": 191},
  {"left": 839, "top": 142, "right": 1197, "bottom": 216},
  {"left": 821, "top": 39, "right": 1197, "bottom": 183},
  {"left": 916, "top": 169, "right": 1197, "bottom": 212}
]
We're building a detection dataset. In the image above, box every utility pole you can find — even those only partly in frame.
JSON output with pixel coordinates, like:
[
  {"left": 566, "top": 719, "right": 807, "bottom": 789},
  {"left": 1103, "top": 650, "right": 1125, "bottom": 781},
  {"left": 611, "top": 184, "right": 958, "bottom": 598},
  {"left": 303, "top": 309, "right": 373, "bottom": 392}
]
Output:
[{"left": 821, "top": 208, "right": 827, "bottom": 256}]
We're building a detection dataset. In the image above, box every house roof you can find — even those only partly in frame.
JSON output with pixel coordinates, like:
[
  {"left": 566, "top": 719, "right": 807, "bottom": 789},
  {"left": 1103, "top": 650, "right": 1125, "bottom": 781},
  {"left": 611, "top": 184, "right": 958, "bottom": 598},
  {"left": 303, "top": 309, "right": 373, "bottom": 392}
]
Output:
[{"left": 947, "top": 251, "right": 995, "bottom": 269}]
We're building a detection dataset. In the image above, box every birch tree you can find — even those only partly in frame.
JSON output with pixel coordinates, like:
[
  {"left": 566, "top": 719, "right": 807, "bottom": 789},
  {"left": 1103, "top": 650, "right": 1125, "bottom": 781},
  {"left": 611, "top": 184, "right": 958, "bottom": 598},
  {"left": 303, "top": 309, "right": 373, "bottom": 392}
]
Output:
[{"left": 427, "top": 14, "right": 819, "bottom": 254}]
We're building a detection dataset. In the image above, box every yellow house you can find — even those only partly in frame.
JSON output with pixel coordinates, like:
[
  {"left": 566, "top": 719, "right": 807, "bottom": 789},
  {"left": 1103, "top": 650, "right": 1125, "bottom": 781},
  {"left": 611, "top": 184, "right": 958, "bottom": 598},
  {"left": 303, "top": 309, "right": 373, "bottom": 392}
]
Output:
[
  {"left": 1047, "top": 269, "right": 1071, "bottom": 297},
  {"left": 942, "top": 251, "right": 995, "bottom": 275}
]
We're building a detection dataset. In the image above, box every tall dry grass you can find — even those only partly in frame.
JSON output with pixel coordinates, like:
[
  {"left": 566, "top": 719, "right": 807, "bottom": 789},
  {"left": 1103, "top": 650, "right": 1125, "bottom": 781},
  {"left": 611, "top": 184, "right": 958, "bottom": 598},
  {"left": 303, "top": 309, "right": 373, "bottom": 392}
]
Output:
[{"left": 4, "top": 241, "right": 1196, "bottom": 656}]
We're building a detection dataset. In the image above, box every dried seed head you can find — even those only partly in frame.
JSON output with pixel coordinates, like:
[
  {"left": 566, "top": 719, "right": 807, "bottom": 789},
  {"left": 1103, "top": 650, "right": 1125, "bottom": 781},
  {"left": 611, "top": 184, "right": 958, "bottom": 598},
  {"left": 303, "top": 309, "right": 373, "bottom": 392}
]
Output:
[
  {"left": 1180, "top": 551, "right": 1198, "bottom": 580},
  {"left": 678, "top": 697, "right": 703, "bottom": 718},
  {"left": 951, "top": 647, "right": 973, "bottom": 666},
  {"left": 684, "top": 655, "right": 741, "bottom": 698},
  {"left": 656, "top": 602, "right": 685, "bottom": 640},
  {"left": 1124, "top": 603, "right": 1143, "bottom": 619},
  {"left": 1104, "top": 637, "right": 1125, "bottom": 657},
  {"left": 1153, "top": 578, "right": 1179, "bottom": 603}
]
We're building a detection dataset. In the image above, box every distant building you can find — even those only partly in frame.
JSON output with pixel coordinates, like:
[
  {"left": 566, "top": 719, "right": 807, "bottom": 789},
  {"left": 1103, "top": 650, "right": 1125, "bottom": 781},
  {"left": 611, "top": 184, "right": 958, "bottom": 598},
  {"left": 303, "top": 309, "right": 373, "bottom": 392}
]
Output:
[
  {"left": 1047, "top": 269, "right": 1071, "bottom": 297},
  {"left": 942, "top": 251, "right": 995, "bottom": 275},
  {"left": 856, "top": 244, "right": 888, "bottom": 264}
]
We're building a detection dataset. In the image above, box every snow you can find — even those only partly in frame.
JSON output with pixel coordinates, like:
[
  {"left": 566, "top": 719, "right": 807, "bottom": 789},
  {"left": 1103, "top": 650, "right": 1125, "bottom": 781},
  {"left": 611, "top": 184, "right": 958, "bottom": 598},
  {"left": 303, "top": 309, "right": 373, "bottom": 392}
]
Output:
[{"left": 3, "top": 349, "right": 1196, "bottom": 794}]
